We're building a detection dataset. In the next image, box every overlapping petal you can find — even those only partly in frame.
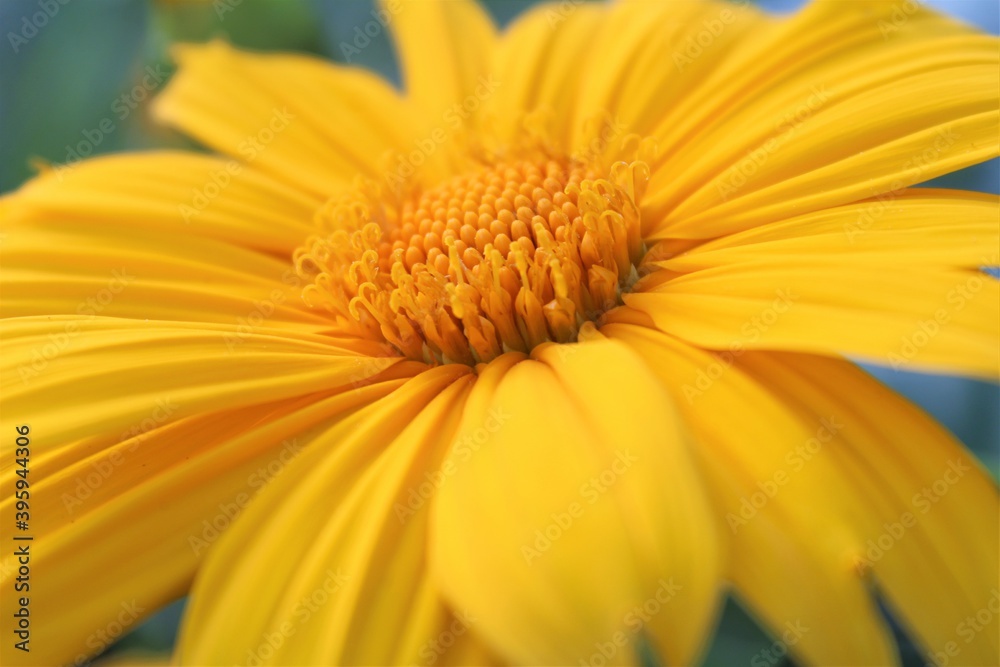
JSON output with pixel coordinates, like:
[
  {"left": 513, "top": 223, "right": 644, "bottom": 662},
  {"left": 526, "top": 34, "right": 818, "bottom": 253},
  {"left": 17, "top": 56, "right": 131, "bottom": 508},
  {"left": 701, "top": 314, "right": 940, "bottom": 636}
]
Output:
[
  {"left": 647, "top": 190, "right": 1000, "bottom": 264},
  {"left": 478, "top": 0, "right": 607, "bottom": 149},
  {"left": 5, "top": 151, "right": 319, "bottom": 255},
  {"left": 629, "top": 190, "right": 1000, "bottom": 377},
  {"left": 430, "top": 336, "right": 721, "bottom": 666},
  {"left": 382, "top": 0, "right": 497, "bottom": 119},
  {"left": 606, "top": 323, "right": 999, "bottom": 665},
  {"left": 607, "top": 0, "right": 998, "bottom": 237},
  {"left": 152, "top": 41, "right": 439, "bottom": 196},
  {"left": 0, "top": 317, "right": 401, "bottom": 450},
  {"left": 740, "top": 352, "right": 1000, "bottom": 665},
  {"left": 0, "top": 354, "right": 418, "bottom": 666},
  {"left": 174, "top": 365, "right": 492, "bottom": 665}
]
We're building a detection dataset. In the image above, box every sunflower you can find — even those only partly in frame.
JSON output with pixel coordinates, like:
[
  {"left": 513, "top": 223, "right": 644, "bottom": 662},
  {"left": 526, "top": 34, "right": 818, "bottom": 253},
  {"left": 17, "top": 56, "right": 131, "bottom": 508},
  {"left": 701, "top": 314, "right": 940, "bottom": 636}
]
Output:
[{"left": 2, "top": 0, "right": 998, "bottom": 664}]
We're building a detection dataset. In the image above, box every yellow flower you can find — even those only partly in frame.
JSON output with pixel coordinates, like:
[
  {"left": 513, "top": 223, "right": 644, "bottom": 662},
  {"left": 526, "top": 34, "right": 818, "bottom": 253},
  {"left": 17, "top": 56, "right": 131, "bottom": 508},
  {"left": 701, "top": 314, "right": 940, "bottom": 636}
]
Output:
[{"left": 2, "top": 0, "right": 998, "bottom": 665}]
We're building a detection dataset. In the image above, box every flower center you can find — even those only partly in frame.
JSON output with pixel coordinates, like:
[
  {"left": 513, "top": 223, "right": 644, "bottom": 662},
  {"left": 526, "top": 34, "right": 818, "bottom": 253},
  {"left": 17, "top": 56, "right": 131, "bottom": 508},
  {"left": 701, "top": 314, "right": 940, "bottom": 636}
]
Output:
[{"left": 295, "top": 155, "right": 650, "bottom": 366}]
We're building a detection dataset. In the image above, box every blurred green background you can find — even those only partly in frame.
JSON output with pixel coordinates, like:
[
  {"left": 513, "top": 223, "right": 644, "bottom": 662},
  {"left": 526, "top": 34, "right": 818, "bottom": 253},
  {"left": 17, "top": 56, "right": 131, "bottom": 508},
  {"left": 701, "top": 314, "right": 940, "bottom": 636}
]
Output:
[{"left": 1, "top": 0, "right": 996, "bottom": 665}]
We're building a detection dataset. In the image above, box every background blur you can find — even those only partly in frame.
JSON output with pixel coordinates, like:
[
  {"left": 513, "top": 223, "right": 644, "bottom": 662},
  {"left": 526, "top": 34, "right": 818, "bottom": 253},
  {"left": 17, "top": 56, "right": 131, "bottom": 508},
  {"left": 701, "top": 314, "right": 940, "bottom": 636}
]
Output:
[{"left": 1, "top": 1, "right": 997, "bottom": 665}]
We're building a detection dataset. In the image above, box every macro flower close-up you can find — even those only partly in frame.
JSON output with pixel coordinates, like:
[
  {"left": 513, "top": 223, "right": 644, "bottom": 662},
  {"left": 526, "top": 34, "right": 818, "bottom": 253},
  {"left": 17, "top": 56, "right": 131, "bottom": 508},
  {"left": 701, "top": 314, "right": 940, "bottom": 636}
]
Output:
[{"left": 1, "top": 0, "right": 998, "bottom": 665}]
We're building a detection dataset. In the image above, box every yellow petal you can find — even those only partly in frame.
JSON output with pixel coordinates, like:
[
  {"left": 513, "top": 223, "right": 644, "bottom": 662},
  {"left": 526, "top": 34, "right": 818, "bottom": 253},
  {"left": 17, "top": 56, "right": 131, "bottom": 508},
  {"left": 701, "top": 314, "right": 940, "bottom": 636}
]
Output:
[
  {"left": 2, "top": 222, "right": 326, "bottom": 330},
  {"left": 430, "top": 338, "right": 721, "bottom": 665},
  {"left": 5, "top": 151, "right": 319, "bottom": 255},
  {"left": 626, "top": 262, "right": 999, "bottom": 378},
  {"left": 152, "top": 41, "right": 431, "bottom": 196},
  {"left": 175, "top": 365, "right": 481, "bottom": 665},
  {"left": 637, "top": 1, "right": 999, "bottom": 237},
  {"left": 0, "top": 378, "right": 410, "bottom": 667},
  {"left": 604, "top": 323, "right": 900, "bottom": 665},
  {"left": 738, "top": 351, "right": 1000, "bottom": 665},
  {"left": 0, "top": 316, "right": 402, "bottom": 451},
  {"left": 482, "top": 1, "right": 607, "bottom": 148},
  {"left": 570, "top": 0, "right": 765, "bottom": 160},
  {"left": 382, "top": 0, "right": 497, "bottom": 119},
  {"left": 2, "top": 151, "right": 338, "bottom": 331},
  {"left": 649, "top": 190, "right": 1000, "bottom": 268}
]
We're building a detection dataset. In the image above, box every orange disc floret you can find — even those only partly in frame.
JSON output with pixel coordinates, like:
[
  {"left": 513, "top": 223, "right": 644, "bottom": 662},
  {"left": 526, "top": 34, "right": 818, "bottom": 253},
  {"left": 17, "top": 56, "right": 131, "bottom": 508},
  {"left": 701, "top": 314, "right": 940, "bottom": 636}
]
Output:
[{"left": 295, "top": 156, "right": 650, "bottom": 366}]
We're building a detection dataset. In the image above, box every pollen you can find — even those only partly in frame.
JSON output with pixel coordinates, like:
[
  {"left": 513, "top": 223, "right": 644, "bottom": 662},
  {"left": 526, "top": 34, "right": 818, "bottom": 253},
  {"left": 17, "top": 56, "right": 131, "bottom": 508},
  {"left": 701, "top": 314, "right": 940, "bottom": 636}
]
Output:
[{"left": 294, "top": 155, "right": 650, "bottom": 366}]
